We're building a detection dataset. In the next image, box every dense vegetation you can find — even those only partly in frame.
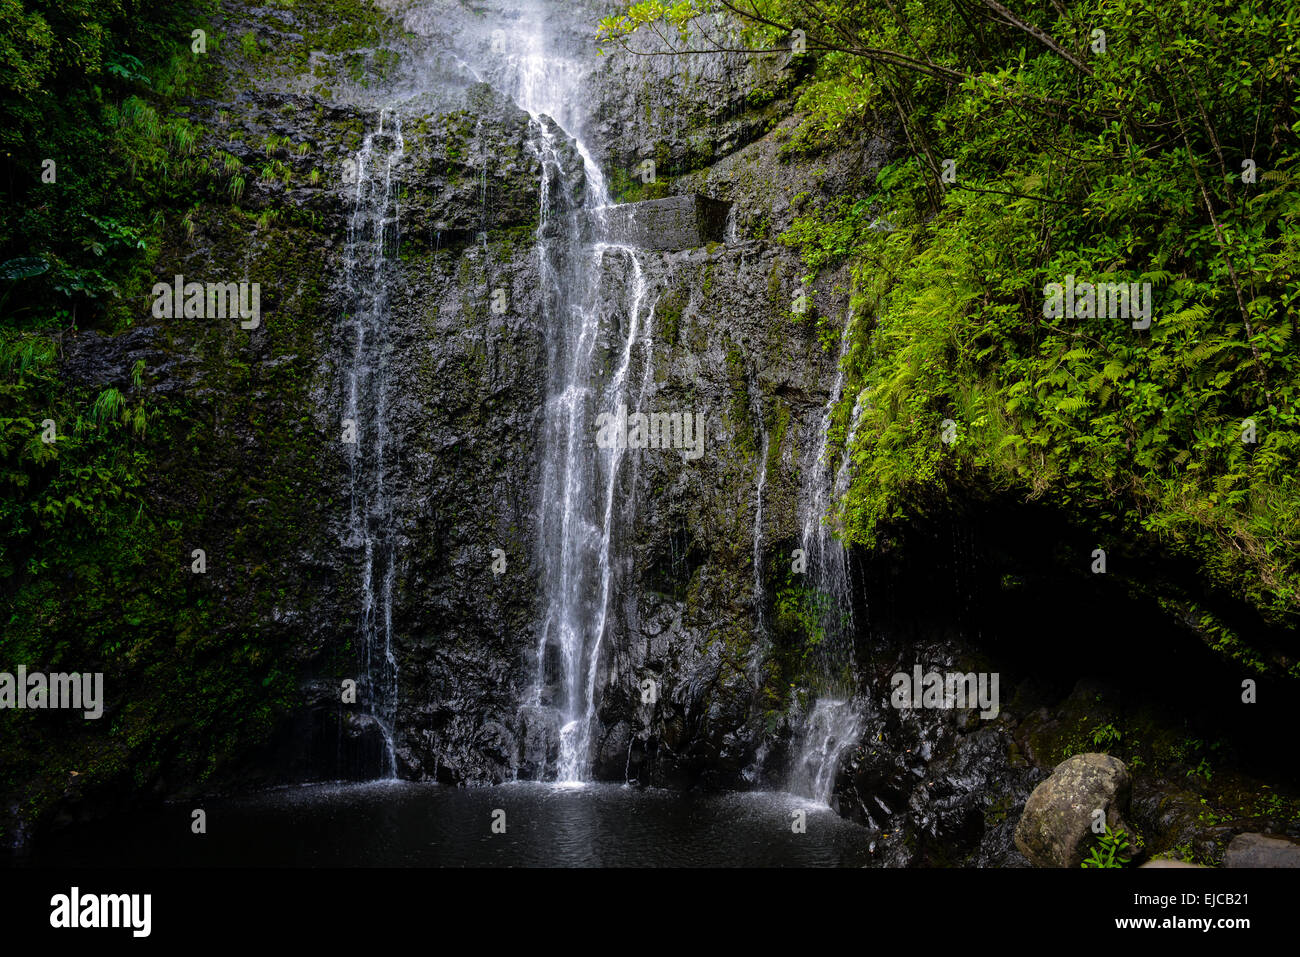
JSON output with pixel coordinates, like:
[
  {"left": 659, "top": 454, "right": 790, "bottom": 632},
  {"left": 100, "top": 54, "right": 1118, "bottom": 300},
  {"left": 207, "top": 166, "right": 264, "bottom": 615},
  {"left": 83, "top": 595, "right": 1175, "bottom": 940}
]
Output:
[
  {"left": 0, "top": 0, "right": 219, "bottom": 328},
  {"left": 601, "top": 0, "right": 1300, "bottom": 675},
  {"left": 0, "top": 0, "right": 308, "bottom": 841}
]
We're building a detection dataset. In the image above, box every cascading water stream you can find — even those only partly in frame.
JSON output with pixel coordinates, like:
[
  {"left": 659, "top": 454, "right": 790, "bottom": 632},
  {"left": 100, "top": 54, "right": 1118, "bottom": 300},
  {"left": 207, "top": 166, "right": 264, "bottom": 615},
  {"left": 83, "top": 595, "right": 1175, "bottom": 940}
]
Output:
[
  {"left": 790, "top": 307, "right": 862, "bottom": 802},
  {"left": 789, "top": 698, "right": 863, "bottom": 805},
  {"left": 341, "top": 108, "right": 404, "bottom": 778},
  {"left": 798, "top": 306, "right": 858, "bottom": 666},
  {"left": 500, "top": 33, "right": 654, "bottom": 784},
  {"left": 564, "top": 248, "right": 649, "bottom": 782}
]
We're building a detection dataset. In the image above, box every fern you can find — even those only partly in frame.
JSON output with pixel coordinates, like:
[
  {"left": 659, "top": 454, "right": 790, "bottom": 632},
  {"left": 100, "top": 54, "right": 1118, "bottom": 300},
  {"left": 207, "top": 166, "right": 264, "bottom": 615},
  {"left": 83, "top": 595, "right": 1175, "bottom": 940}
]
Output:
[{"left": 1081, "top": 825, "right": 1132, "bottom": 869}]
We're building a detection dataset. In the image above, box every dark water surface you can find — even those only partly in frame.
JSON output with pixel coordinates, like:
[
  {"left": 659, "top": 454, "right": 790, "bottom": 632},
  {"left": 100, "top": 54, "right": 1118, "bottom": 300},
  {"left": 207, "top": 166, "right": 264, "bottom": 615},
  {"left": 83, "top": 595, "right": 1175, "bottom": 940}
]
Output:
[{"left": 21, "top": 781, "right": 874, "bottom": 867}]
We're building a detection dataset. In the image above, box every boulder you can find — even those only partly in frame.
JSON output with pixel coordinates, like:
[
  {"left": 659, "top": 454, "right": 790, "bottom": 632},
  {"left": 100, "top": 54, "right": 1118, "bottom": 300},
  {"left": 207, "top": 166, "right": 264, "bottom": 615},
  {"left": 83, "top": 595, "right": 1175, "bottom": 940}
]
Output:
[
  {"left": 1014, "top": 753, "right": 1137, "bottom": 867},
  {"left": 1224, "top": 832, "right": 1300, "bottom": 868}
]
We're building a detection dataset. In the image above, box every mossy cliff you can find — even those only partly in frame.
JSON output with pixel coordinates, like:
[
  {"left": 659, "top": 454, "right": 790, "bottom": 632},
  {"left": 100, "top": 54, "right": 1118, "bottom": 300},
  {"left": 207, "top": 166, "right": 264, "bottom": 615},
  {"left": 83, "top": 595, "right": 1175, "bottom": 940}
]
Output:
[{"left": 0, "top": 0, "right": 551, "bottom": 840}]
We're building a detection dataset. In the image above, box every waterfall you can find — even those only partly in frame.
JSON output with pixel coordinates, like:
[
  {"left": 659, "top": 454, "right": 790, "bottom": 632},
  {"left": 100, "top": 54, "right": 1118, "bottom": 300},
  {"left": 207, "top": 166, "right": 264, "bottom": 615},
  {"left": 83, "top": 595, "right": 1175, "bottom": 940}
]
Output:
[
  {"left": 789, "top": 307, "right": 862, "bottom": 802},
  {"left": 502, "top": 33, "right": 654, "bottom": 783},
  {"left": 832, "top": 392, "right": 866, "bottom": 519},
  {"left": 789, "top": 698, "right": 862, "bottom": 805},
  {"left": 340, "top": 108, "right": 404, "bottom": 778},
  {"left": 752, "top": 431, "right": 769, "bottom": 632},
  {"left": 797, "top": 305, "right": 859, "bottom": 687},
  {"left": 552, "top": 244, "right": 648, "bottom": 783}
]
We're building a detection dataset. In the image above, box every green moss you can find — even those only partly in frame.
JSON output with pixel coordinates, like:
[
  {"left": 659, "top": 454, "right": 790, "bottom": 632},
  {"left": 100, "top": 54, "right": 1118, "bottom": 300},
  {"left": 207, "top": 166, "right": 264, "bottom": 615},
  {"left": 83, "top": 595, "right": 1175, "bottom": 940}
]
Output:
[
  {"left": 239, "top": 31, "right": 264, "bottom": 60},
  {"left": 725, "top": 343, "right": 755, "bottom": 458},
  {"left": 300, "top": 0, "right": 389, "bottom": 54},
  {"left": 765, "top": 399, "right": 790, "bottom": 476},
  {"left": 0, "top": 67, "right": 343, "bottom": 832},
  {"left": 985, "top": 793, "right": 1014, "bottom": 825},
  {"left": 655, "top": 284, "right": 686, "bottom": 348}
]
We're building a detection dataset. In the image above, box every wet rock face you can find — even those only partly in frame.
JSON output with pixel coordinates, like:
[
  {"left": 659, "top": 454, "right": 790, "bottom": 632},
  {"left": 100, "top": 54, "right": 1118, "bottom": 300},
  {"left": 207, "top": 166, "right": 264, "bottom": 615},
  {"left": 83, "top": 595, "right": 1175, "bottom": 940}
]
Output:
[
  {"left": 44, "top": 0, "right": 567, "bottom": 790},
  {"left": 61, "top": 327, "right": 171, "bottom": 394},
  {"left": 1014, "top": 754, "right": 1136, "bottom": 868},
  {"left": 377, "top": 233, "right": 548, "bottom": 785},
  {"left": 400, "top": 85, "right": 542, "bottom": 244},
  {"left": 122, "top": 0, "right": 868, "bottom": 796},
  {"left": 808, "top": 631, "right": 1042, "bottom": 867},
  {"left": 581, "top": 12, "right": 808, "bottom": 183},
  {"left": 572, "top": 235, "right": 862, "bottom": 789},
  {"left": 582, "top": 195, "right": 732, "bottom": 250}
]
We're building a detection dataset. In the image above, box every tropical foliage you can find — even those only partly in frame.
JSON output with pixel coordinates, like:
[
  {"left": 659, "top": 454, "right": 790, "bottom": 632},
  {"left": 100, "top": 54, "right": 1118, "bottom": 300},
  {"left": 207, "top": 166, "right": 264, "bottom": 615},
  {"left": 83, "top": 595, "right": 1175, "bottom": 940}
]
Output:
[{"left": 602, "top": 1, "right": 1300, "bottom": 670}]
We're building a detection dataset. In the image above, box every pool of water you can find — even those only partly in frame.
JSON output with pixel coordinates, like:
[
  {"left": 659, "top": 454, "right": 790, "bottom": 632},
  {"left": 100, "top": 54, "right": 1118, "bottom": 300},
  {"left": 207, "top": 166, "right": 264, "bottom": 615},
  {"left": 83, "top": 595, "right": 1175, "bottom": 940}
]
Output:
[{"left": 19, "top": 781, "right": 874, "bottom": 867}]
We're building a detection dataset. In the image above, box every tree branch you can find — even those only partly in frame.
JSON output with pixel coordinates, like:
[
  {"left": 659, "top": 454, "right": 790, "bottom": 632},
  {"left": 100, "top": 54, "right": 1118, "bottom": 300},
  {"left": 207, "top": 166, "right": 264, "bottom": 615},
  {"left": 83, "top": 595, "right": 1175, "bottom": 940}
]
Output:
[{"left": 976, "top": 0, "right": 1094, "bottom": 76}]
